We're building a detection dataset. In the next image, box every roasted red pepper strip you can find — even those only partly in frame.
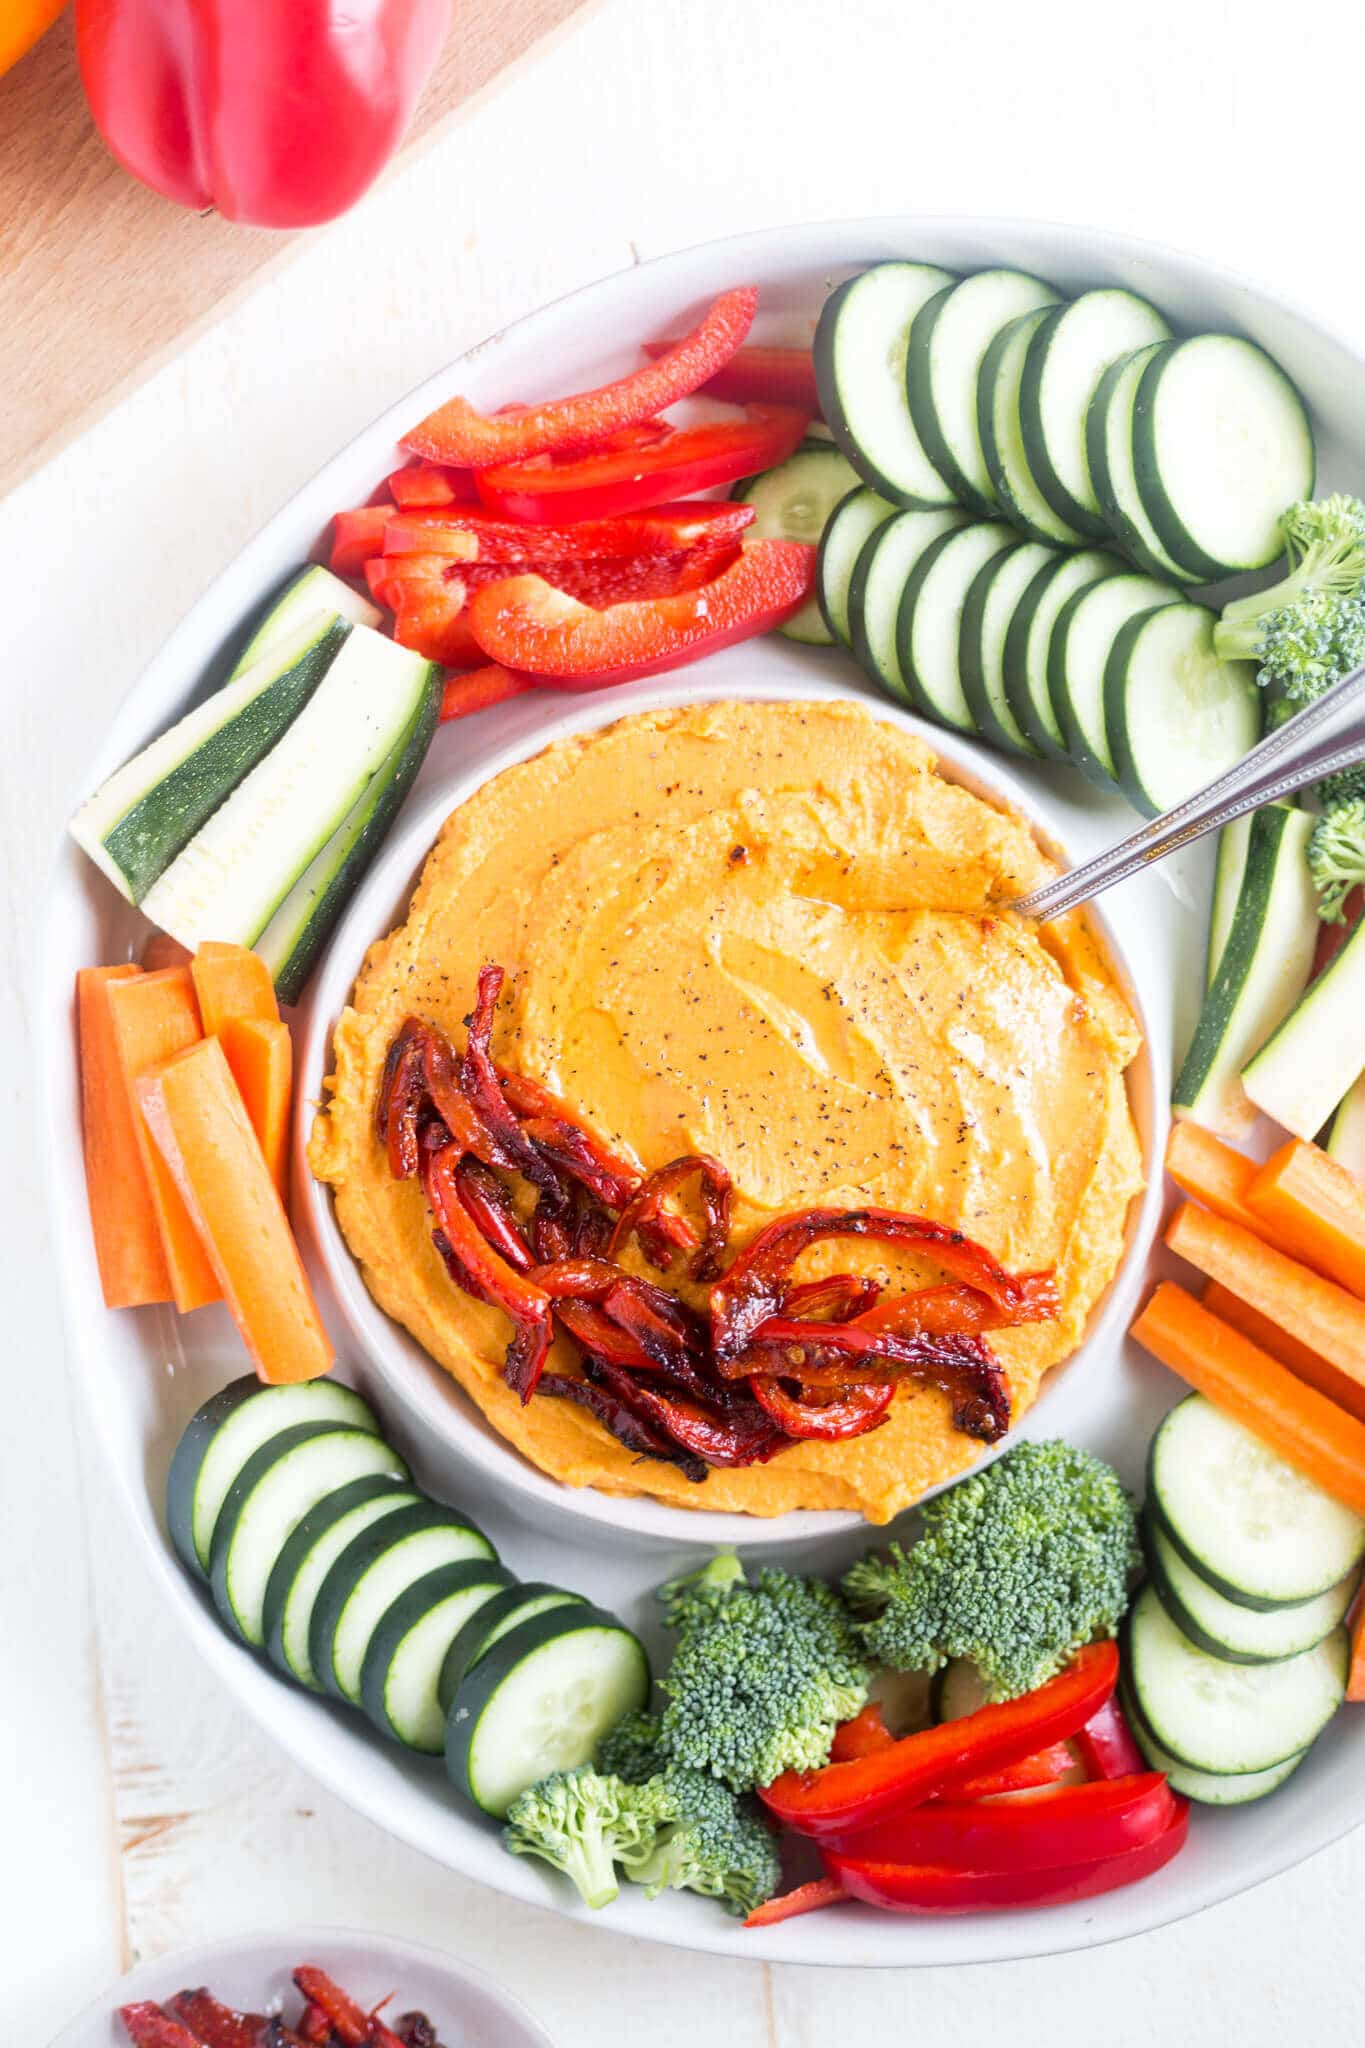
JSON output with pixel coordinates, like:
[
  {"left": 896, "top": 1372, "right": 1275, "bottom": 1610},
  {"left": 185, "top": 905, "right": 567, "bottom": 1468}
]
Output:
[
  {"left": 946, "top": 1741, "right": 1075, "bottom": 1799},
  {"left": 473, "top": 407, "right": 810, "bottom": 525},
  {"left": 739, "top": 1320, "right": 1009, "bottom": 1442},
  {"left": 519, "top": 1116, "right": 639, "bottom": 1209},
  {"left": 783, "top": 1273, "right": 883, "bottom": 1321},
  {"left": 118, "top": 2007, "right": 205, "bottom": 2048},
  {"left": 454, "top": 1158, "right": 534, "bottom": 1273},
  {"left": 420, "top": 1026, "right": 507, "bottom": 1167},
  {"left": 590, "top": 1357, "right": 786, "bottom": 1468},
  {"left": 459, "top": 967, "right": 564, "bottom": 1198},
  {"left": 401, "top": 286, "right": 759, "bottom": 467},
  {"left": 712, "top": 1206, "right": 1058, "bottom": 1364},
  {"left": 468, "top": 540, "right": 816, "bottom": 686},
  {"left": 830, "top": 1702, "right": 896, "bottom": 1763},
  {"left": 439, "top": 666, "right": 537, "bottom": 722},
  {"left": 556, "top": 1299, "right": 656, "bottom": 1371},
  {"left": 538, "top": 1371, "right": 708, "bottom": 1482},
  {"left": 743, "top": 1876, "right": 849, "bottom": 1928},
  {"left": 759, "top": 1642, "right": 1119, "bottom": 1839},
  {"left": 748, "top": 1374, "right": 894, "bottom": 1441},
  {"left": 857, "top": 1275, "right": 1061, "bottom": 1338},
  {"left": 1074, "top": 1696, "right": 1147, "bottom": 1782},
  {"left": 833, "top": 1773, "right": 1178, "bottom": 1872},
  {"left": 824, "top": 1802, "right": 1189, "bottom": 1914},
  {"left": 607, "top": 1153, "right": 733, "bottom": 1279},
  {"left": 377, "top": 1017, "right": 430, "bottom": 1179},
  {"left": 389, "top": 462, "right": 480, "bottom": 508},
  {"left": 167, "top": 1991, "right": 270, "bottom": 2048},
  {"left": 424, "top": 1143, "right": 552, "bottom": 1401},
  {"left": 293, "top": 1971, "right": 369, "bottom": 2047},
  {"left": 383, "top": 503, "right": 754, "bottom": 563},
  {"left": 498, "top": 1065, "right": 695, "bottom": 1255},
  {"left": 642, "top": 339, "right": 821, "bottom": 411},
  {"left": 295, "top": 2008, "right": 333, "bottom": 2046}
]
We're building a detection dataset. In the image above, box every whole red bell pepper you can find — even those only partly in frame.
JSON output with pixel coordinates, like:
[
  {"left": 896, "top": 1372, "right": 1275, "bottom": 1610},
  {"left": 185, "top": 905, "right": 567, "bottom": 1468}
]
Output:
[
  {"left": 75, "top": 0, "right": 450, "bottom": 228},
  {"left": 829, "top": 1773, "right": 1179, "bottom": 1871}
]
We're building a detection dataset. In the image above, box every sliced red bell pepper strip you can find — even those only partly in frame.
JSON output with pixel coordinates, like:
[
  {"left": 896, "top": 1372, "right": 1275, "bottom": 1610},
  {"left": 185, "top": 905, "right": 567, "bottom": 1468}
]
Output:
[
  {"left": 830, "top": 1702, "right": 896, "bottom": 1763},
  {"left": 118, "top": 2007, "right": 205, "bottom": 2048},
  {"left": 1074, "top": 1696, "right": 1147, "bottom": 1782},
  {"left": 467, "top": 539, "right": 816, "bottom": 686},
  {"left": 759, "top": 1642, "right": 1119, "bottom": 1839},
  {"left": 748, "top": 1373, "right": 894, "bottom": 1440},
  {"left": 439, "top": 666, "right": 537, "bottom": 722},
  {"left": 744, "top": 1876, "right": 850, "bottom": 1928},
  {"left": 401, "top": 286, "right": 759, "bottom": 466},
  {"left": 473, "top": 406, "right": 810, "bottom": 524},
  {"left": 383, "top": 502, "right": 754, "bottom": 562},
  {"left": 946, "top": 1741, "right": 1075, "bottom": 1800},
  {"left": 390, "top": 576, "right": 480, "bottom": 666},
  {"left": 642, "top": 338, "right": 821, "bottom": 411},
  {"left": 824, "top": 1801, "right": 1189, "bottom": 1914},
  {"left": 330, "top": 505, "right": 393, "bottom": 576},
  {"left": 389, "top": 461, "right": 480, "bottom": 507},
  {"left": 831, "top": 1773, "right": 1178, "bottom": 1872},
  {"left": 423, "top": 1142, "right": 553, "bottom": 1401}
]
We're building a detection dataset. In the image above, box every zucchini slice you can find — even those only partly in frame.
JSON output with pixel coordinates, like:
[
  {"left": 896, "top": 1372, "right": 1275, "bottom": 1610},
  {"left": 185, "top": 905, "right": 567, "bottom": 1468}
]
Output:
[
  {"left": 359, "top": 1560, "right": 513, "bottom": 1753},
  {"left": 813, "top": 262, "right": 958, "bottom": 508},
  {"left": 310, "top": 1499, "right": 496, "bottom": 1704},
  {"left": 1105, "top": 601, "right": 1261, "bottom": 817},
  {"left": 1326, "top": 1070, "right": 1365, "bottom": 1180},
  {"left": 1086, "top": 345, "right": 1196, "bottom": 583},
  {"left": 208, "top": 1423, "right": 410, "bottom": 1648},
  {"left": 906, "top": 268, "right": 1061, "bottom": 517},
  {"left": 166, "top": 1374, "right": 380, "bottom": 1578},
  {"left": 1173, "top": 804, "right": 1318, "bottom": 1135},
  {"left": 1206, "top": 817, "right": 1253, "bottom": 991},
  {"left": 70, "top": 615, "right": 351, "bottom": 904},
  {"left": 1132, "top": 335, "right": 1315, "bottom": 581},
  {"left": 437, "top": 1581, "right": 587, "bottom": 1716},
  {"left": 262, "top": 1475, "right": 421, "bottom": 1690},
  {"left": 1144, "top": 1514, "right": 1358, "bottom": 1666},
  {"left": 1047, "top": 570, "right": 1175, "bottom": 786},
  {"left": 1243, "top": 910, "right": 1365, "bottom": 1141},
  {"left": 1001, "top": 546, "right": 1120, "bottom": 761},
  {"left": 816, "top": 486, "right": 896, "bottom": 647},
  {"left": 1126, "top": 1583, "right": 1347, "bottom": 1775},
  {"left": 1018, "top": 289, "right": 1171, "bottom": 537},
  {"left": 1148, "top": 1394, "right": 1365, "bottom": 1609},
  {"left": 847, "top": 505, "right": 967, "bottom": 702},
  {"left": 960, "top": 538, "right": 1057, "bottom": 757},
  {"left": 978, "top": 310, "right": 1087, "bottom": 547},
  {"left": 897, "top": 519, "right": 1016, "bottom": 732},
  {"left": 733, "top": 444, "right": 860, "bottom": 644},
  {"left": 232, "top": 565, "right": 380, "bottom": 675},
  {"left": 446, "top": 1604, "right": 650, "bottom": 1819}
]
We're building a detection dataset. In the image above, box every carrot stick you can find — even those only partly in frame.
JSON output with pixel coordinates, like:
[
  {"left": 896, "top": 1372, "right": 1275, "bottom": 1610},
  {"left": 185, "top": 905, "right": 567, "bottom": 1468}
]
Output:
[
  {"left": 191, "top": 940, "right": 279, "bottom": 1035},
  {"left": 1203, "top": 1281, "right": 1365, "bottom": 1424},
  {"left": 1165, "top": 1201, "right": 1365, "bottom": 1397},
  {"left": 1247, "top": 1137, "right": 1365, "bottom": 1300},
  {"left": 140, "top": 933, "right": 192, "bottom": 972},
  {"left": 1164, "top": 1122, "right": 1261, "bottom": 1234},
  {"left": 136, "top": 1036, "right": 332, "bottom": 1383},
  {"left": 1130, "top": 1282, "right": 1365, "bottom": 1517},
  {"left": 77, "top": 966, "right": 173, "bottom": 1309},
  {"left": 105, "top": 968, "right": 220, "bottom": 1312},
  {"left": 219, "top": 1016, "right": 292, "bottom": 1196}
]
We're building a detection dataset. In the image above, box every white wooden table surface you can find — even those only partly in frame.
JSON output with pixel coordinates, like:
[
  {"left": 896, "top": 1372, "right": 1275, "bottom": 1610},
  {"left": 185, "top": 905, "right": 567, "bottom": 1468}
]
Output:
[{"left": 7, "top": 0, "right": 1365, "bottom": 2036}]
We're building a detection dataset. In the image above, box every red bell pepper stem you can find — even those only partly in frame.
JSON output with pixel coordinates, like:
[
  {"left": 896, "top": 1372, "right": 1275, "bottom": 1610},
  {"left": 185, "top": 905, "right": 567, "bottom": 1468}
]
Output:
[
  {"left": 827, "top": 1773, "right": 1179, "bottom": 1871},
  {"left": 830, "top": 1702, "right": 896, "bottom": 1763},
  {"left": 824, "top": 1801, "right": 1190, "bottom": 1914},
  {"left": 118, "top": 2008, "right": 206, "bottom": 2048},
  {"left": 401, "top": 286, "right": 759, "bottom": 466},
  {"left": 439, "top": 667, "right": 537, "bottom": 723},
  {"left": 467, "top": 540, "right": 816, "bottom": 687},
  {"left": 1074, "top": 1695, "right": 1147, "bottom": 1782},
  {"left": 642, "top": 339, "right": 821, "bottom": 411},
  {"left": 946, "top": 1741, "right": 1075, "bottom": 1800},
  {"left": 758, "top": 1642, "right": 1120, "bottom": 1840},
  {"left": 743, "top": 1876, "right": 849, "bottom": 1928}
]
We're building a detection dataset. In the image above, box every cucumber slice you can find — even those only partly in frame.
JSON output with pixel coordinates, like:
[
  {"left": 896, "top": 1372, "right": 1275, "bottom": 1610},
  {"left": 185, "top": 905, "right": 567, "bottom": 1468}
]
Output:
[
  {"left": 813, "top": 263, "right": 958, "bottom": 508},
  {"left": 1001, "top": 547, "right": 1120, "bottom": 761},
  {"left": 1207, "top": 817, "right": 1253, "bottom": 991},
  {"left": 1018, "top": 290, "right": 1172, "bottom": 536},
  {"left": 446, "top": 1604, "right": 650, "bottom": 1818},
  {"left": 311, "top": 1499, "right": 497, "bottom": 1704},
  {"left": 253, "top": 663, "right": 440, "bottom": 1005},
  {"left": 1327, "top": 1071, "right": 1365, "bottom": 1180},
  {"left": 1145, "top": 1514, "right": 1358, "bottom": 1666},
  {"left": 960, "top": 539, "right": 1057, "bottom": 756},
  {"left": 906, "top": 269, "right": 1061, "bottom": 517},
  {"left": 1047, "top": 570, "right": 1175, "bottom": 786},
  {"left": 1132, "top": 335, "right": 1315, "bottom": 581},
  {"left": 1243, "top": 910, "right": 1365, "bottom": 1141},
  {"left": 978, "top": 310, "right": 1087, "bottom": 546},
  {"left": 263, "top": 1476, "right": 421, "bottom": 1690},
  {"left": 816, "top": 486, "right": 896, "bottom": 646},
  {"left": 166, "top": 1375, "right": 380, "bottom": 1578},
  {"left": 847, "top": 505, "right": 968, "bottom": 702},
  {"left": 1105, "top": 601, "right": 1261, "bottom": 817},
  {"left": 1086, "top": 346, "right": 1197, "bottom": 583},
  {"left": 1126, "top": 1583, "right": 1347, "bottom": 1774},
  {"left": 208, "top": 1424, "right": 410, "bottom": 1648},
  {"left": 897, "top": 520, "right": 1016, "bottom": 732},
  {"left": 70, "top": 617, "right": 351, "bottom": 904},
  {"left": 1148, "top": 1394, "right": 1365, "bottom": 1609},
  {"left": 438, "top": 1582, "right": 588, "bottom": 1716},
  {"left": 733, "top": 445, "right": 859, "bottom": 643},
  {"left": 1174, "top": 805, "right": 1318, "bottom": 1135},
  {"left": 360, "top": 1560, "right": 513, "bottom": 1753},
  {"left": 141, "top": 625, "right": 439, "bottom": 952},
  {"left": 1123, "top": 1685, "right": 1308, "bottom": 1804},
  {"left": 233, "top": 566, "right": 380, "bottom": 675}
]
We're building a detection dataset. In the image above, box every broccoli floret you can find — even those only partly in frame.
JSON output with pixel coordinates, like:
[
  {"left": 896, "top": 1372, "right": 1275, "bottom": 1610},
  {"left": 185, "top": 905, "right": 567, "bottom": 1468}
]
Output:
[
  {"left": 620, "top": 1765, "right": 781, "bottom": 1917},
  {"left": 657, "top": 1552, "right": 869, "bottom": 1792},
  {"left": 1309, "top": 798, "right": 1365, "bottom": 924},
  {"left": 502, "top": 1766, "right": 673, "bottom": 1910},
  {"left": 595, "top": 1710, "right": 666, "bottom": 1786},
  {"left": 842, "top": 1440, "right": 1139, "bottom": 1704},
  {"left": 1214, "top": 495, "right": 1365, "bottom": 664}
]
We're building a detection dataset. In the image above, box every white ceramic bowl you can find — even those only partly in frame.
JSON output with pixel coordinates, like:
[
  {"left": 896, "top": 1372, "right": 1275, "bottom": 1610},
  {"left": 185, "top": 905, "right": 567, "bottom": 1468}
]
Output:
[
  {"left": 37, "top": 217, "right": 1365, "bottom": 1965},
  {"left": 46, "top": 1928, "right": 552, "bottom": 2048},
  {"left": 298, "top": 674, "right": 1164, "bottom": 1550}
]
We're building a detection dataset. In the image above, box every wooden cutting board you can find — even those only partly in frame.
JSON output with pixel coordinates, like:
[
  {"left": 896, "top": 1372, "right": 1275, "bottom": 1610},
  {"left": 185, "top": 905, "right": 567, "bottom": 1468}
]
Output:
[{"left": 0, "top": 2, "right": 595, "bottom": 498}]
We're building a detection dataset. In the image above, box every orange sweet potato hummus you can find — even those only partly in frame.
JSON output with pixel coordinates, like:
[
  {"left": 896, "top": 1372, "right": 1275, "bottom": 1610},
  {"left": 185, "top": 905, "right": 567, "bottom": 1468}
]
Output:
[{"left": 310, "top": 700, "right": 1143, "bottom": 1522}]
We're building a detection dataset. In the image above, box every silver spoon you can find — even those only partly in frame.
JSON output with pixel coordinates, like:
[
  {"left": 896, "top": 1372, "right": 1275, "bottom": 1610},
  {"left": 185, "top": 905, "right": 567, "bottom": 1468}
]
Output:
[{"left": 1011, "top": 658, "right": 1365, "bottom": 922}]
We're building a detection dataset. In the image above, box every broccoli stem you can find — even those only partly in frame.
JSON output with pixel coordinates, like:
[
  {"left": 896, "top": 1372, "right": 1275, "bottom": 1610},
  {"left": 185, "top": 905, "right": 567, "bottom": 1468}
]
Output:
[{"left": 563, "top": 1819, "right": 621, "bottom": 1911}]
